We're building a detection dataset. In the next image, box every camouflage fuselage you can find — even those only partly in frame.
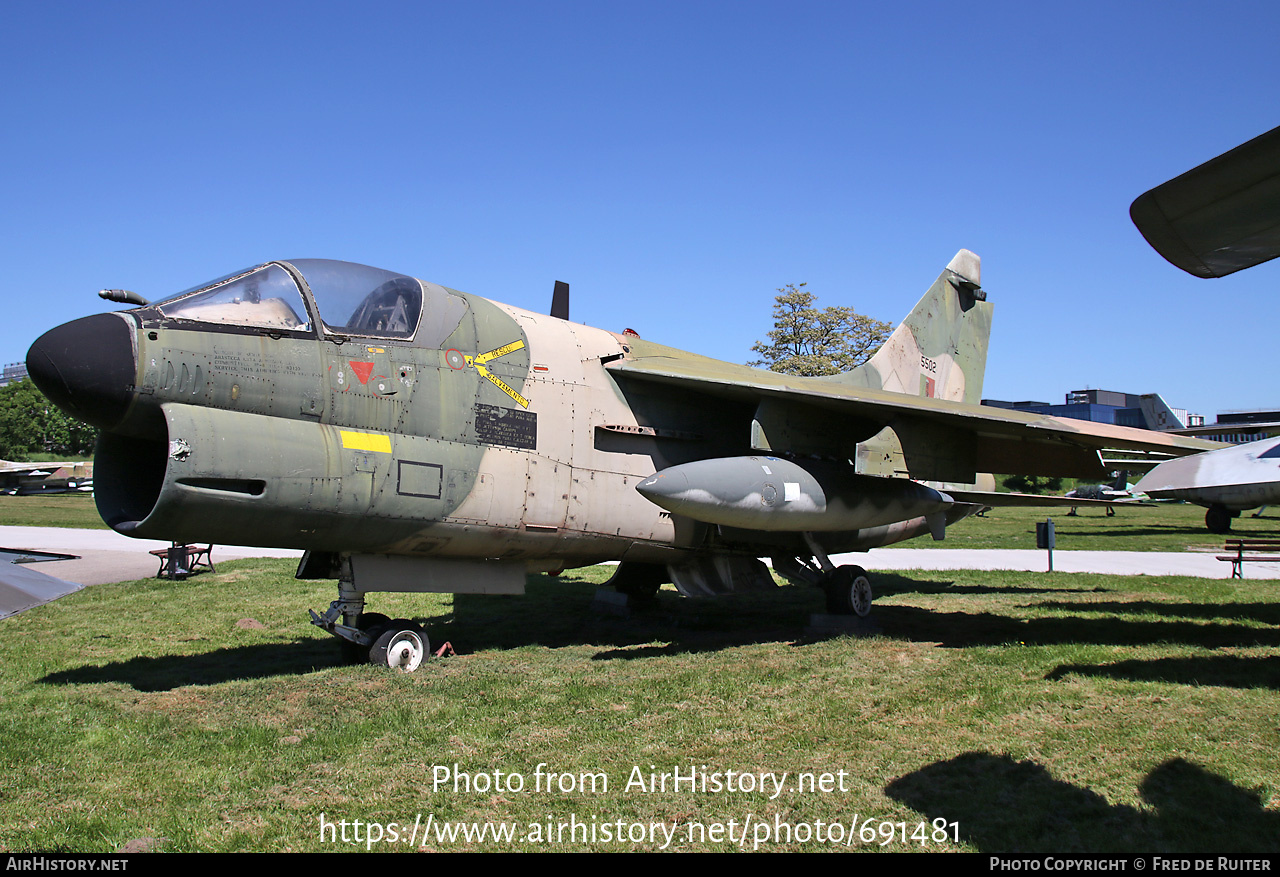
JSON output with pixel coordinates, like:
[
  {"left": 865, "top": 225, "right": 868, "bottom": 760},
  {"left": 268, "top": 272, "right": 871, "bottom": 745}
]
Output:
[
  {"left": 90, "top": 282, "right": 707, "bottom": 567},
  {"left": 30, "top": 254, "right": 1218, "bottom": 578}
]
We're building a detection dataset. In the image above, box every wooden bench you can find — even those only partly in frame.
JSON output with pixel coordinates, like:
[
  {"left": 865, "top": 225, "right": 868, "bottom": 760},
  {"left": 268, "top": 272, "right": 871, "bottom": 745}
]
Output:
[
  {"left": 1216, "top": 538, "right": 1280, "bottom": 579},
  {"left": 149, "top": 543, "right": 215, "bottom": 579}
]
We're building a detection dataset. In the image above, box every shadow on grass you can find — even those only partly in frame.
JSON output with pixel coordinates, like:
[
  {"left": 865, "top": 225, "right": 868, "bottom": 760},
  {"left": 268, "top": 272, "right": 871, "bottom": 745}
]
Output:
[
  {"left": 40, "top": 638, "right": 343, "bottom": 691},
  {"left": 877, "top": 576, "right": 1108, "bottom": 598},
  {"left": 886, "top": 752, "right": 1278, "bottom": 853},
  {"left": 1048, "top": 654, "right": 1280, "bottom": 690},
  {"left": 1034, "top": 599, "right": 1280, "bottom": 626},
  {"left": 38, "top": 575, "right": 829, "bottom": 689},
  {"left": 877, "top": 604, "right": 1280, "bottom": 650},
  {"left": 455, "top": 576, "right": 820, "bottom": 660},
  {"left": 33, "top": 571, "right": 1280, "bottom": 690}
]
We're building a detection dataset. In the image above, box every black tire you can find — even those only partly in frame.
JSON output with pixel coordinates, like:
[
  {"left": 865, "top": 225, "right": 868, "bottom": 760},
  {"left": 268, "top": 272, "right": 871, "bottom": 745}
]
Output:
[
  {"left": 356, "top": 612, "right": 391, "bottom": 632},
  {"left": 1206, "top": 506, "right": 1232, "bottom": 534},
  {"left": 369, "top": 626, "right": 430, "bottom": 672},
  {"left": 823, "top": 565, "right": 873, "bottom": 617},
  {"left": 340, "top": 612, "right": 392, "bottom": 664}
]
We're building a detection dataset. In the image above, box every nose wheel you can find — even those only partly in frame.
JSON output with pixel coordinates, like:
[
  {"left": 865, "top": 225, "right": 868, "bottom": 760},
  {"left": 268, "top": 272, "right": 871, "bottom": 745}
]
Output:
[
  {"left": 369, "top": 623, "right": 429, "bottom": 672},
  {"left": 309, "top": 573, "right": 434, "bottom": 671},
  {"left": 823, "top": 565, "right": 873, "bottom": 617}
]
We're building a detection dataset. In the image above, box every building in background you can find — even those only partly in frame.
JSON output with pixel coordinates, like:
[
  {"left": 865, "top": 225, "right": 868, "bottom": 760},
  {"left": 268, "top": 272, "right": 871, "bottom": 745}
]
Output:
[
  {"left": 1185, "top": 410, "right": 1280, "bottom": 444},
  {"left": 0, "top": 363, "right": 28, "bottom": 388},
  {"left": 983, "top": 389, "right": 1280, "bottom": 443},
  {"left": 983, "top": 388, "right": 1202, "bottom": 431}
]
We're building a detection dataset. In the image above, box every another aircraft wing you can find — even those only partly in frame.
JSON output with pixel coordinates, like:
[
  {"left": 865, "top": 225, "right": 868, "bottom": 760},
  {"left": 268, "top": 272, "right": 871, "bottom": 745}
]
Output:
[
  {"left": 1164, "top": 420, "right": 1280, "bottom": 440},
  {"left": 1130, "top": 124, "right": 1280, "bottom": 278},
  {"left": 0, "top": 461, "right": 93, "bottom": 495},
  {"left": 1098, "top": 454, "right": 1168, "bottom": 474},
  {"left": 0, "top": 461, "right": 59, "bottom": 477},
  {"left": 606, "top": 341, "right": 1220, "bottom": 482},
  {"left": 942, "top": 490, "right": 1134, "bottom": 508}
]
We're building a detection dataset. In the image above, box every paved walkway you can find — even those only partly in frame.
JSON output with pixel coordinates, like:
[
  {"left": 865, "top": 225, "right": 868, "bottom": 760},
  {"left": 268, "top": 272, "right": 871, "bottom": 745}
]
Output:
[
  {"left": 0, "top": 526, "right": 303, "bottom": 619},
  {"left": 843, "top": 548, "right": 1280, "bottom": 579}
]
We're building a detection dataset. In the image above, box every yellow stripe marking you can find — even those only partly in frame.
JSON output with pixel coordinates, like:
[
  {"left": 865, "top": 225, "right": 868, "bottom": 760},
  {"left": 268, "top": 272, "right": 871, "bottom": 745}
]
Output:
[
  {"left": 340, "top": 430, "right": 392, "bottom": 453},
  {"left": 474, "top": 339, "right": 526, "bottom": 365}
]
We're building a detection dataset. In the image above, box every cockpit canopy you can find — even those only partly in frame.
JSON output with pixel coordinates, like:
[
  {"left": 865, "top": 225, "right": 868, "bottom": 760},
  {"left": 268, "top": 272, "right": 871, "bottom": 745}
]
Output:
[
  {"left": 290, "top": 259, "right": 423, "bottom": 338},
  {"left": 153, "top": 259, "right": 425, "bottom": 339}
]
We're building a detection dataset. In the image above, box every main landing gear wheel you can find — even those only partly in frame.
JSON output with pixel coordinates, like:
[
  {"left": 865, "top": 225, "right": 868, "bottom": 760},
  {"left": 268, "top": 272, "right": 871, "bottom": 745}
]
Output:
[
  {"left": 823, "top": 565, "right": 873, "bottom": 617},
  {"left": 1205, "top": 506, "right": 1232, "bottom": 534},
  {"left": 370, "top": 622, "right": 429, "bottom": 672}
]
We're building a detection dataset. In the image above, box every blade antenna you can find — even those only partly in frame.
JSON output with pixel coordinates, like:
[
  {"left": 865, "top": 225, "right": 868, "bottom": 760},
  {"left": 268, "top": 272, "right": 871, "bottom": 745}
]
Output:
[{"left": 550, "top": 281, "right": 569, "bottom": 320}]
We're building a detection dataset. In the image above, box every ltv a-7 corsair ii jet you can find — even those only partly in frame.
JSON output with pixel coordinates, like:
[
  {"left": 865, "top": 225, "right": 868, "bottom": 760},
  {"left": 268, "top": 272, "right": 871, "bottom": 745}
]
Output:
[{"left": 26, "top": 251, "right": 1214, "bottom": 669}]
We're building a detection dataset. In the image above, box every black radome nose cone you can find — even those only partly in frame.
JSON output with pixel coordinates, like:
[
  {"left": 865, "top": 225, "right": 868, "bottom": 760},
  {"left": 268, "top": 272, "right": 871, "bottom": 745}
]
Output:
[{"left": 27, "top": 313, "right": 137, "bottom": 430}]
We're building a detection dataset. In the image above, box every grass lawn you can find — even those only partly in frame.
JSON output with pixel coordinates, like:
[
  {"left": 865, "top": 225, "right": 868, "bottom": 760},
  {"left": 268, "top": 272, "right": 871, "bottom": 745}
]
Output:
[
  {"left": 1, "top": 559, "right": 1276, "bottom": 853},
  {"left": 0, "top": 494, "right": 107, "bottom": 530}
]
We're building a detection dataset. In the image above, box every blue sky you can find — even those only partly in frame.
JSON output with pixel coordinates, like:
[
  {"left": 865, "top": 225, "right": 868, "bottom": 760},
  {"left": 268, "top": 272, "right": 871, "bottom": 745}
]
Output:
[{"left": 4, "top": 1, "right": 1277, "bottom": 420}]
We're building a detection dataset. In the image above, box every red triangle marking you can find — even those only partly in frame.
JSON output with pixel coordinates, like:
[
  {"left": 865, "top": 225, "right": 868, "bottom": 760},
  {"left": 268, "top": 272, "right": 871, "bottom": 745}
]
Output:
[{"left": 349, "top": 361, "right": 375, "bottom": 385}]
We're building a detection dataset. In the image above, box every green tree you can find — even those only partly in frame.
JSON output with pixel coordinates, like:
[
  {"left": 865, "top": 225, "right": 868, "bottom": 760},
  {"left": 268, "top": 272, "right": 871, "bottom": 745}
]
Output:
[
  {"left": 1001, "top": 474, "right": 1064, "bottom": 495},
  {"left": 0, "top": 379, "right": 97, "bottom": 460},
  {"left": 749, "top": 283, "right": 892, "bottom": 377}
]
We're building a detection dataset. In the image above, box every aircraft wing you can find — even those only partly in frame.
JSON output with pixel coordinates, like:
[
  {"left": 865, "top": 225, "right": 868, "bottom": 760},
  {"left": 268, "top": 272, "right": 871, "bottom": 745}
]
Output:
[
  {"left": 606, "top": 342, "right": 1220, "bottom": 482},
  {"left": 1130, "top": 124, "right": 1280, "bottom": 278}
]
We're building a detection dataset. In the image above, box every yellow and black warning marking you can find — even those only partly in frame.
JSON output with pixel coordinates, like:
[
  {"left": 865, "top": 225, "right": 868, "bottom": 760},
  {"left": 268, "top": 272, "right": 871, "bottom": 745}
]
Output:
[{"left": 465, "top": 339, "right": 530, "bottom": 408}]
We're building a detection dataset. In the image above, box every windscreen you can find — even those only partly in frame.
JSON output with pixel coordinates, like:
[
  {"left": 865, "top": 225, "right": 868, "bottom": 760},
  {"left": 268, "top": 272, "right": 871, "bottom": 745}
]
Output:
[{"left": 154, "top": 264, "right": 311, "bottom": 331}]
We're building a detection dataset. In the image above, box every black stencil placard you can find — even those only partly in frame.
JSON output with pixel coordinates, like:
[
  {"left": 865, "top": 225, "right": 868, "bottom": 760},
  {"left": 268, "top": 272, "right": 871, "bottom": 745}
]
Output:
[{"left": 475, "top": 403, "right": 537, "bottom": 450}]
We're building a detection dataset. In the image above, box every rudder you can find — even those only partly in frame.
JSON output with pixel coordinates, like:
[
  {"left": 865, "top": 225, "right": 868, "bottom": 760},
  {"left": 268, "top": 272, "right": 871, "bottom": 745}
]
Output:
[{"left": 828, "top": 250, "right": 992, "bottom": 405}]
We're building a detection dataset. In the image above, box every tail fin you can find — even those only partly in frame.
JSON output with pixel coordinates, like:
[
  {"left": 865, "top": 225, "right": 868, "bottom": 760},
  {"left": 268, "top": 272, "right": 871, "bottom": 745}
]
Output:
[
  {"left": 828, "top": 250, "right": 993, "bottom": 405},
  {"left": 1138, "top": 393, "right": 1186, "bottom": 430}
]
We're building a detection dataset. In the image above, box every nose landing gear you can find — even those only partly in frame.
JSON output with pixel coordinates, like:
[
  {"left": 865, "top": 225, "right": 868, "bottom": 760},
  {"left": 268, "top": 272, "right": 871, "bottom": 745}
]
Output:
[{"left": 308, "top": 570, "right": 433, "bottom": 672}]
